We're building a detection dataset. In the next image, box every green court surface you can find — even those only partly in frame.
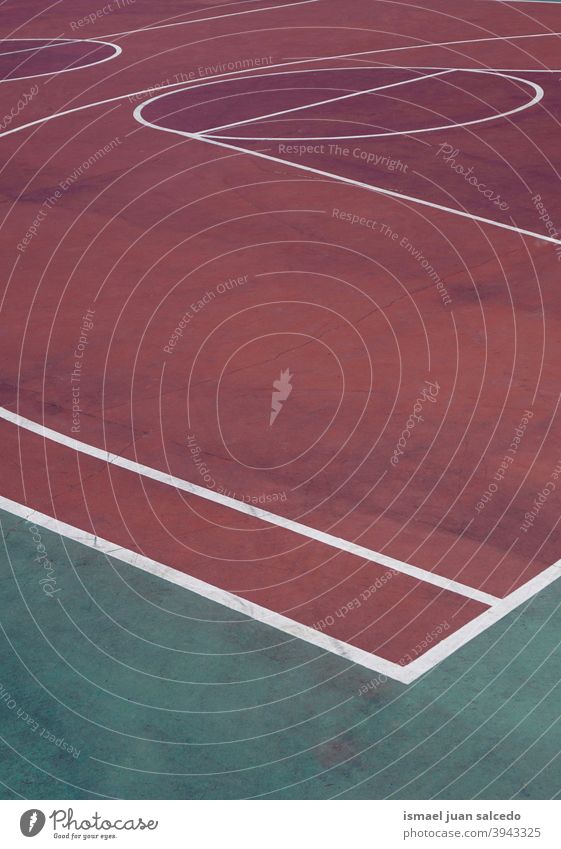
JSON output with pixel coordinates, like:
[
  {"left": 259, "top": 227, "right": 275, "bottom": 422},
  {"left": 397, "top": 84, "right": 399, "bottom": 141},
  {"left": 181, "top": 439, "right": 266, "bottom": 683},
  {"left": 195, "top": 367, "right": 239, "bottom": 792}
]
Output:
[{"left": 1, "top": 507, "right": 560, "bottom": 800}]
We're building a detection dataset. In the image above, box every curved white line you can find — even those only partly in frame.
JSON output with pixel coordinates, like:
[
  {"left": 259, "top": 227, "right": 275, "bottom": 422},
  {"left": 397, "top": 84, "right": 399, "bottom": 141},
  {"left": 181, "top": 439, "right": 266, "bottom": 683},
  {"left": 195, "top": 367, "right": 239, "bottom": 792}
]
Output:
[
  {"left": 0, "top": 25, "right": 558, "bottom": 142},
  {"left": 133, "top": 74, "right": 560, "bottom": 249},
  {"left": 199, "top": 69, "right": 453, "bottom": 135},
  {"left": 0, "top": 37, "right": 86, "bottom": 57},
  {"left": 0, "top": 492, "right": 413, "bottom": 682},
  {"left": 0, "top": 63, "right": 482, "bottom": 141},
  {"left": 196, "top": 67, "right": 544, "bottom": 141},
  {"left": 102, "top": 0, "right": 320, "bottom": 38},
  {"left": 0, "top": 37, "right": 121, "bottom": 83}
]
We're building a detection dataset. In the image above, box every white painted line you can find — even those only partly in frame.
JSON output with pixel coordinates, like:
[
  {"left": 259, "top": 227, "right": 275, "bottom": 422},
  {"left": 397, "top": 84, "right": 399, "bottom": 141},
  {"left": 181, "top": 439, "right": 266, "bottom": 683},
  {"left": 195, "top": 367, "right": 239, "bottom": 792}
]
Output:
[
  {"left": 275, "top": 28, "right": 561, "bottom": 64},
  {"left": 0, "top": 38, "right": 84, "bottom": 57},
  {"left": 0, "top": 405, "right": 497, "bottom": 605},
  {"left": 94, "top": 0, "right": 279, "bottom": 39},
  {"left": 0, "top": 37, "right": 121, "bottom": 84},
  {"left": 2, "top": 490, "right": 559, "bottom": 683},
  {"left": 1, "top": 20, "right": 558, "bottom": 683},
  {"left": 0, "top": 493, "right": 412, "bottom": 684},
  {"left": 0, "top": 29, "right": 559, "bottom": 140},
  {"left": 405, "top": 559, "right": 561, "bottom": 679},
  {"left": 199, "top": 69, "right": 453, "bottom": 135},
  {"left": 198, "top": 67, "right": 543, "bottom": 141},
  {"left": 134, "top": 83, "right": 561, "bottom": 249},
  {"left": 101, "top": 0, "right": 320, "bottom": 38}
]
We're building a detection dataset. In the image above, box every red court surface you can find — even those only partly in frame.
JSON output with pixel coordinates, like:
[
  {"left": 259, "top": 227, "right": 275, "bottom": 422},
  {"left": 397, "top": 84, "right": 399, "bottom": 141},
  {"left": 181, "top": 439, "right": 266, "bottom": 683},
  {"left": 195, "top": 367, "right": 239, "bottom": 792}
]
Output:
[{"left": 2, "top": 0, "right": 561, "bottom": 683}]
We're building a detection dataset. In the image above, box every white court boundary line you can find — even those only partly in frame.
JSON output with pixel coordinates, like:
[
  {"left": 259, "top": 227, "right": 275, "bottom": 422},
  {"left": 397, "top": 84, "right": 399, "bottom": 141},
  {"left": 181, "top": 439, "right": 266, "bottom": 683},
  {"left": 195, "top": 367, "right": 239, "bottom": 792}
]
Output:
[
  {"left": 101, "top": 0, "right": 320, "bottom": 39},
  {"left": 1, "top": 27, "right": 560, "bottom": 138},
  {"left": 199, "top": 68, "right": 455, "bottom": 136},
  {"left": 0, "top": 493, "right": 410, "bottom": 682},
  {"left": 278, "top": 28, "right": 561, "bottom": 66},
  {"left": 0, "top": 38, "right": 84, "bottom": 57},
  {"left": 2, "top": 23, "right": 561, "bottom": 680},
  {"left": 0, "top": 406, "right": 497, "bottom": 606},
  {"left": 405, "top": 559, "right": 561, "bottom": 678},
  {"left": 1, "top": 32, "right": 560, "bottom": 141},
  {"left": 133, "top": 69, "right": 561, "bottom": 248},
  {"left": 0, "top": 0, "right": 315, "bottom": 85},
  {"left": 0, "top": 36, "right": 121, "bottom": 83},
  {"left": 131, "top": 43, "right": 561, "bottom": 677},
  {"left": 197, "top": 66, "right": 543, "bottom": 140},
  {"left": 1, "top": 489, "right": 560, "bottom": 684}
]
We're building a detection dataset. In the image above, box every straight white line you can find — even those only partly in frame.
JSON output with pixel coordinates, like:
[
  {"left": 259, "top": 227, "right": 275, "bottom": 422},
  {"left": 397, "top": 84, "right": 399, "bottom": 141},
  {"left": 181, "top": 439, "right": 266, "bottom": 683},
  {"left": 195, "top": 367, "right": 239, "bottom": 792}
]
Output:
[
  {"left": 0, "top": 30, "right": 559, "bottom": 140},
  {"left": 101, "top": 0, "right": 320, "bottom": 38},
  {"left": 0, "top": 38, "right": 83, "bottom": 57},
  {"left": 0, "top": 405, "right": 497, "bottom": 606},
  {"left": 405, "top": 559, "right": 561, "bottom": 678},
  {"left": 199, "top": 69, "right": 452, "bottom": 135},
  {"left": 95, "top": 0, "right": 277, "bottom": 38},
  {"left": 1, "top": 23, "right": 558, "bottom": 683},
  {"left": 0, "top": 493, "right": 412, "bottom": 684},
  {"left": 274, "top": 29, "right": 561, "bottom": 64},
  {"left": 199, "top": 68, "right": 542, "bottom": 142},
  {"left": 144, "top": 120, "right": 561, "bottom": 249},
  {"left": 3, "top": 490, "right": 559, "bottom": 683},
  {"left": 0, "top": 38, "right": 121, "bottom": 85},
  {"left": 0, "top": 27, "right": 556, "bottom": 122}
]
